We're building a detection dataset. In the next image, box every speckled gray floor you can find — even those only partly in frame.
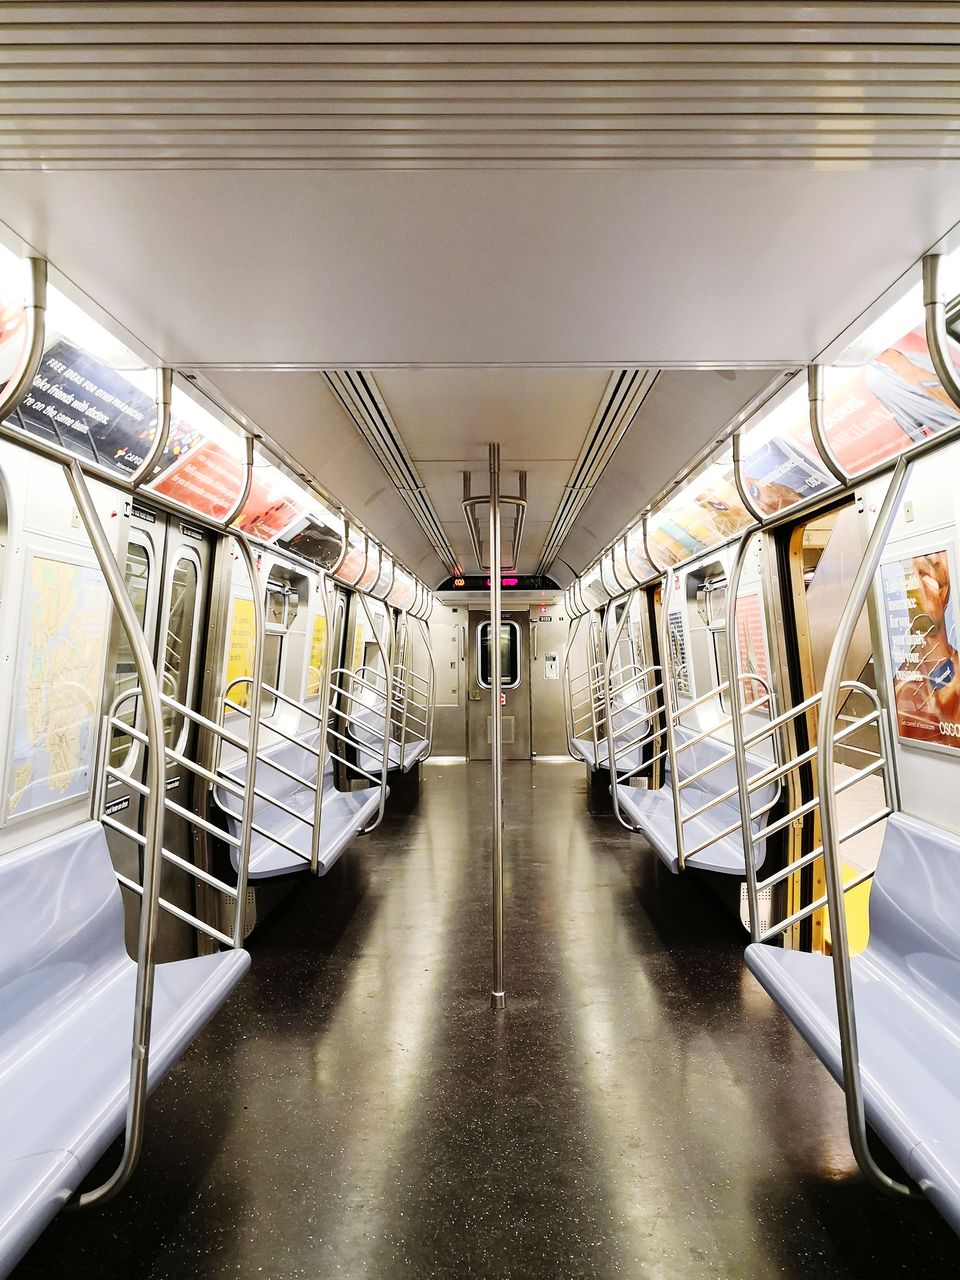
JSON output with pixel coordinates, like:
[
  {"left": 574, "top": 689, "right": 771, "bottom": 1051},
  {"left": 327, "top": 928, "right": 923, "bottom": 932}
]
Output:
[{"left": 12, "top": 761, "right": 960, "bottom": 1278}]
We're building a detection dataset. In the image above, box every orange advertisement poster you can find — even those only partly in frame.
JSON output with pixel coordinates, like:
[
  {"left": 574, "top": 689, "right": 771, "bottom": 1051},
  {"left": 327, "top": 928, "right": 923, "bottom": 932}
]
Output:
[{"left": 150, "top": 439, "right": 244, "bottom": 519}]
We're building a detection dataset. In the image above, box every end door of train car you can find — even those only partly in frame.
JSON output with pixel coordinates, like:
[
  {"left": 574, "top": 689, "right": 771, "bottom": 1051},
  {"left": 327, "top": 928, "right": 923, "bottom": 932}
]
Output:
[{"left": 467, "top": 609, "right": 531, "bottom": 759}]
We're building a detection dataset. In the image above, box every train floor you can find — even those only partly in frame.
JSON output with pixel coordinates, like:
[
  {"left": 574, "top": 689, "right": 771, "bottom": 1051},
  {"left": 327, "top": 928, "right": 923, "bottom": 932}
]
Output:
[{"left": 13, "top": 760, "right": 959, "bottom": 1279}]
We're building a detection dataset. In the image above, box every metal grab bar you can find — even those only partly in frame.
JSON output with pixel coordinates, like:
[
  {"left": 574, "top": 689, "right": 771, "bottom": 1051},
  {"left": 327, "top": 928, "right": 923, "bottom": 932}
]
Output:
[
  {"left": 602, "top": 589, "right": 664, "bottom": 831},
  {"left": 815, "top": 455, "right": 915, "bottom": 1201},
  {"left": 65, "top": 459, "right": 167, "bottom": 1210}
]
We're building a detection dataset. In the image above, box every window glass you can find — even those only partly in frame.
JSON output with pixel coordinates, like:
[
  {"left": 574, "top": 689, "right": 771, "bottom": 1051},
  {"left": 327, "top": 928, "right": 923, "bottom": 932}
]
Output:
[
  {"left": 110, "top": 541, "right": 151, "bottom": 768},
  {"left": 478, "top": 620, "right": 521, "bottom": 690},
  {"left": 162, "top": 556, "right": 199, "bottom": 748},
  {"left": 262, "top": 632, "right": 283, "bottom": 716}
]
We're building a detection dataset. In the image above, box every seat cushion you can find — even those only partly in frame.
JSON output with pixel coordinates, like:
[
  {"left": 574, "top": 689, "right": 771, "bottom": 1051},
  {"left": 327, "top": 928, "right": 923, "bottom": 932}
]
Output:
[{"left": 0, "top": 822, "right": 251, "bottom": 1275}]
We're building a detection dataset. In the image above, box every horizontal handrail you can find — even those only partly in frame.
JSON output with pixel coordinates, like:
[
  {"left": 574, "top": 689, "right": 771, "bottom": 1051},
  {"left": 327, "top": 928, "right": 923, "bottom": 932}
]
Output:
[
  {"left": 759, "top": 865, "right": 878, "bottom": 944},
  {"left": 759, "top": 808, "right": 893, "bottom": 894},
  {"left": 225, "top": 676, "right": 323, "bottom": 722}
]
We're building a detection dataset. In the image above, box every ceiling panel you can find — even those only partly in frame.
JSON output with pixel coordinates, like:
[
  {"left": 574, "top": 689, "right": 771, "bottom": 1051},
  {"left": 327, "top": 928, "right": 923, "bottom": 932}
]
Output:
[{"left": 3, "top": 167, "right": 959, "bottom": 369}]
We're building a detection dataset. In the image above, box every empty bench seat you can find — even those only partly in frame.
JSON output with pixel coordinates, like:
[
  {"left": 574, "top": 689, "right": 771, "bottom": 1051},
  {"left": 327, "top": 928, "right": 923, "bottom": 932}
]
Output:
[
  {"left": 745, "top": 813, "right": 960, "bottom": 1236},
  {"left": 0, "top": 821, "right": 249, "bottom": 1276},
  {"left": 571, "top": 695, "right": 650, "bottom": 772},
  {"left": 617, "top": 726, "right": 777, "bottom": 875},
  {"left": 216, "top": 731, "right": 385, "bottom": 880},
  {"left": 348, "top": 697, "right": 429, "bottom": 774}
]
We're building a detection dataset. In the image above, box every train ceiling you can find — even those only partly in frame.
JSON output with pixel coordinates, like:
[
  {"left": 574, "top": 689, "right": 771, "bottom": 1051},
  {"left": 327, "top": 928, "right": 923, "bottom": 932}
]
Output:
[{"left": 4, "top": 3, "right": 960, "bottom": 584}]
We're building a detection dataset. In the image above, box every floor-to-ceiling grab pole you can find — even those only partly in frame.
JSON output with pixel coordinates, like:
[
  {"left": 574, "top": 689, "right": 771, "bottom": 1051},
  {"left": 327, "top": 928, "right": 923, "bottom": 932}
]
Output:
[{"left": 489, "top": 442, "right": 506, "bottom": 1011}]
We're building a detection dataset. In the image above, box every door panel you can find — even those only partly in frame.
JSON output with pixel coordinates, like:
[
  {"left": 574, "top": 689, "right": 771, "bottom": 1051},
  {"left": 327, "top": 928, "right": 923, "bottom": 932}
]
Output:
[
  {"left": 467, "top": 609, "right": 531, "bottom": 760},
  {"left": 103, "top": 506, "right": 214, "bottom": 960}
]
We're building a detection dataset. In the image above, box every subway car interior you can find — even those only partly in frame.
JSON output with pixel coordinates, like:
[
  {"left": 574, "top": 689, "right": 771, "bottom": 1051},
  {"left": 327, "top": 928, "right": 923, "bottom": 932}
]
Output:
[{"left": 7, "top": 5, "right": 960, "bottom": 1277}]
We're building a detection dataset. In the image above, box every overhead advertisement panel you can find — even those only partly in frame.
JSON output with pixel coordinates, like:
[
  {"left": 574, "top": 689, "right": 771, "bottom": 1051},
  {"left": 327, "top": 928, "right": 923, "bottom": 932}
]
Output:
[
  {"left": 232, "top": 462, "right": 306, "bottom": 542},
  {"left": 822, "top": 324, "right": 960, "bottom": 476},
  {"left": 8, "top": 336, "right": 158, "bottom": 476},
  {"left": 648, "top": 460, "right": 753, "bottom": 567}
]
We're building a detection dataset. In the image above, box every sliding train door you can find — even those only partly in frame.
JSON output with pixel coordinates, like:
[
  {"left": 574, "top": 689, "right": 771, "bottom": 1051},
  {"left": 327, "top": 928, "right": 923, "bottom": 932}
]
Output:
[{"left": 103, "top": 501, "right": 215, "bottom": 959}]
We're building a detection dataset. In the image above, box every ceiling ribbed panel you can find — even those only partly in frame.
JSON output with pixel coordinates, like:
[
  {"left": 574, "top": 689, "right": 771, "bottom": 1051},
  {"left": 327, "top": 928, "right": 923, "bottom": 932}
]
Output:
[
  {"left": 324, "top": 369, "right": 461, "bottom": 575},
  {"left": 4, "top": 3, "right": 960, "bottom": 166},
  {"left": 536, "top": 367, "right": 658, "bottom": 576}
]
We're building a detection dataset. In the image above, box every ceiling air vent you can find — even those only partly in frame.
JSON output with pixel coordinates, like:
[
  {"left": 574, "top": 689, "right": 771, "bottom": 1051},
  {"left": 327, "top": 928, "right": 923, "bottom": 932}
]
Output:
[
  {"left": 324, "top": 370, "right": 459, "bottom": 575},
  {"left": 536, "top": 369, "right": 659, "bottom": 577}
]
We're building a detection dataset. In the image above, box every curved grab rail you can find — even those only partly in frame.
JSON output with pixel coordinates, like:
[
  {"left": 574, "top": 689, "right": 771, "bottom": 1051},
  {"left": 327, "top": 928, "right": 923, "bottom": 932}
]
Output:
[
  {"left": 816, "top": 454, "right": 916, "bottom": 1200},
  {"left": 353, "top": 591, "right": 394, "bottom": 831},
  {"left": 656, "top": 568, "right": 686, "bottom": 866},
  {"left": 66, "top": 459, "right": 167, "bottom": 1209},
  {"left": 923, "top": 253, "right": 960, "bottom": 412}
]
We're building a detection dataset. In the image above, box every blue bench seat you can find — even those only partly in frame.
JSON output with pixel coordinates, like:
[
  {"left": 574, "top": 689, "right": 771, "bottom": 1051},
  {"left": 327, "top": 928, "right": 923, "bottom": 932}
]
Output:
[
  {"left": 745, "top": 813, "right": 960, "bottom": 1236},
  {"left": 216, "top": 731, "right": 385, "bottom": 880},
  {"left": 0, "top": 821, "right": 249, "bottom": 1276},
  {"left": 571, "top": 695, "right": 650, "bottom": 773},
  {"left": 617, "top": 726, "right": 777, "bottom": 875},
  {"left": 348, "top": 698, "right": 429, "bottom": 774}
]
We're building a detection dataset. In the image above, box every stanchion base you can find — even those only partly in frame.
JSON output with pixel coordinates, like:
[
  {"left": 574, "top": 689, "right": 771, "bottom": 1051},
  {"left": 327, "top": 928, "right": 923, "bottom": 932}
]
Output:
[{"left": 490, "top": 991, "right": 506, "bottom": 1010}]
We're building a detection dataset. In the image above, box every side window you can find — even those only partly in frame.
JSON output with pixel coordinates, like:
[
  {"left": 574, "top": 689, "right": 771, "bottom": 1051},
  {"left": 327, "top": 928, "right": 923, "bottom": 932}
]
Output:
[
  {"left": 262, "top": 579, "right": 300, "bottom": 715},
  {"left": 110, "top": 539, "right": 151, "bottom": 768},
  {"left": 162, "top": 554, "right": 200, "bottom": 749},
  {"left": 701, "top": 577, "right": 730, "bottom": 709}
]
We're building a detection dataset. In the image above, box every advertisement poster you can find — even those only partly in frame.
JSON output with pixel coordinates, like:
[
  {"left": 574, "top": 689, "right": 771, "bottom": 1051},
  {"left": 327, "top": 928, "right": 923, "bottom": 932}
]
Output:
[
  {"left": 11, "top": 337, "right": 157, "bottom": 475},
  {"left": 736, "top": 592, "right": 770, "bottom": 708},
  {"left": 278, "top": 517, "right": 342, "bottom": 569},
  {"left": 740, "top": 434, "right": 834, "bottom": 516},
  {"left": 7, "top": 556, "right": 110, "bottom": 817},
  {"left": 224, "top": 597, "right": 255, "bottom": 711},
  {"left": 880, "top": 547, "right": 960, "bottom": 750},
  {"left": 306, "top": 615, "right": 327, "bottom": 698},
  {"left": 150, "top": 438, "right": 245, "bottom": 520},
  {"left": 233, "top": 468, "right": 306, "bottom": 542}
]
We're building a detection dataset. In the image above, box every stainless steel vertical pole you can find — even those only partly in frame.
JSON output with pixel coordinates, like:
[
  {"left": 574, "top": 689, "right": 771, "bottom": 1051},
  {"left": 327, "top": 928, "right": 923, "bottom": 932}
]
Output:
[{"left": 489, "top": 442, "right": 506, "bottom": 1010}]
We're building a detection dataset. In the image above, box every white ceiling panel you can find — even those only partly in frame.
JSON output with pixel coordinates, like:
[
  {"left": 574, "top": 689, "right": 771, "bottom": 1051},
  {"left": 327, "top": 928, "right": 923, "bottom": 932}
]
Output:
[{"left": 2, "top": 168, "right": 959, "bottom": 369}]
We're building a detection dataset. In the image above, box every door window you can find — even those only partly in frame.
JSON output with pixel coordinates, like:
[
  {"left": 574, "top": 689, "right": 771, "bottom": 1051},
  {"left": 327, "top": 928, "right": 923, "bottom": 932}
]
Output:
[
  {"left": 478, "top": 620, "right": 522, "bottom": 690},
  {"left": 110, "top": 539, "right": 152, "bottom": 769},
  {"left": 162, "top": 554, "right": 200, "bottom": 749}
]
